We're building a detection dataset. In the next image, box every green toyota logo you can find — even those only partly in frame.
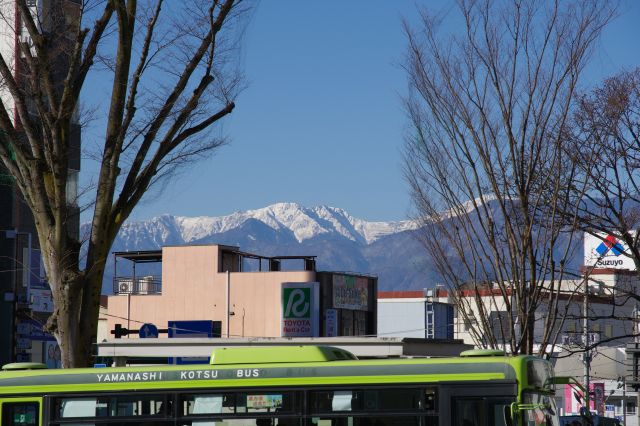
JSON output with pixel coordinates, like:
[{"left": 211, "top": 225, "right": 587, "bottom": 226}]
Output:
[{"left": 283, "top": 288, "right": 310, "bottom": 319}]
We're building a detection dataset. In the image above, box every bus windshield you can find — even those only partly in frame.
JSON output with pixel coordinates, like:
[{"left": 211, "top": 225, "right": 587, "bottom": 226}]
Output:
[{"left": 522, "top": 393, "right": 559, "bottom": 426}]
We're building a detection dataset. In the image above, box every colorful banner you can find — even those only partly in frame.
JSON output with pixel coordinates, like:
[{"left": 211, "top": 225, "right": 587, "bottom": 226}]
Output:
[
  {"left": 333, "top": 275, "right": 369, "bottom": 310},
  {"left": 563, "top": 383, "right": 605, "bottom": 415}
]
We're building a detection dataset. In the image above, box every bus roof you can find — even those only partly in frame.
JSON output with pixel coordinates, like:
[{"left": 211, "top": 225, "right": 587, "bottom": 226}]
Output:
[
  {"left": 210, "top": 345, "right": 358, "bottom": 364},
  {"left": 0, "top": 347, "right": 548, "bottom": 396}
]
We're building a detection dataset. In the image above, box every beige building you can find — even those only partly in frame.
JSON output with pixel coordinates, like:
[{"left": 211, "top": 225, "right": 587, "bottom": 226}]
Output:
[{"left": 106, "top": 244, "right": 377, "bottom": 340}]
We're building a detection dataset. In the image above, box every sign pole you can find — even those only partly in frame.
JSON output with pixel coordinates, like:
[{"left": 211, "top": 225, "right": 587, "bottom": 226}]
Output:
[
  {"left": 583, "top": 278, "right": 590, "bottom": 413},
  {"left": 226, "top": 271, "right": 231, "bottom": 338}
]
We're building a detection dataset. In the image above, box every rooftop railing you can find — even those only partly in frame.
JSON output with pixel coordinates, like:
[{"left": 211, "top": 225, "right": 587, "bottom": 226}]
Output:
[{"left": 113, "top": 276, "right": 162, "bottom": 295}]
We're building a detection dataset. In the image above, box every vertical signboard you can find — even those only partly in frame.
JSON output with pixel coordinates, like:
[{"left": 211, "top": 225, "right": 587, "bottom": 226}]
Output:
[
  {"left": 281, "top": 282, "right": 319, "bottom": 337},
  {"left": 29, "top": 288, "right": 53, "bottom": 313},
  {"left": 591, "top": 383, "right": 605, "bottom": 416},
  {"left": 44, "top": 341, "right": 62, "bottom": 368},
  {"left": 324, "top": 308, "right": 338, "bottom": 337},
  {"left": 333, "top": 275, "right": 369, "bottom": 310}
]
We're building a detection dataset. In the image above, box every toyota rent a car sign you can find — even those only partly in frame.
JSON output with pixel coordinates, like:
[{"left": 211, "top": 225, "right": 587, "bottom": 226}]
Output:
[{"left": 281, "top": 282, "right": 319, "bottom": 337}]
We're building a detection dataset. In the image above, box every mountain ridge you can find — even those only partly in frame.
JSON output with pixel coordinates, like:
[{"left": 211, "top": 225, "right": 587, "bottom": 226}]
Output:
[
  {"left": 100, "top": 202, "right": 422, "bottom": 292},
  {"left": 97, "top": 200, "right": 585, "bottom": 293},
  {"left": 122, "top": 202, "right": 417, "bottom": 246}
]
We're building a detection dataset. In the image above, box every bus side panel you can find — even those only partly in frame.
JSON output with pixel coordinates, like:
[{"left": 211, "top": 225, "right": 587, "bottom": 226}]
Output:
[{"left": 0, "top": 397, "right": 43, "bottom": 426}]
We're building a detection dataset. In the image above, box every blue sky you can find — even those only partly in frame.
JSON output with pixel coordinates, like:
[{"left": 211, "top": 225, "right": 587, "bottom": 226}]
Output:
[{"left": 84, "top": 1, "right": 640, "bottom": 223}]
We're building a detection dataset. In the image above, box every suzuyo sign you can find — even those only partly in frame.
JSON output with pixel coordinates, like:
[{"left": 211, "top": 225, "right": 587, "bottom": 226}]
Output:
[
  {"left": 584, "top": 232, "right": 636, "bottom": 270},
  {"left": 281, "top": 282, "right": 319, "bottom": 337}
]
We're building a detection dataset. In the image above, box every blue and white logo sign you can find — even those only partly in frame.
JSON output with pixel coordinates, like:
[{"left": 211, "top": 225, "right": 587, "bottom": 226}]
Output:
[{"left": 584, "top": 233, "right": 635, "bottom": 270}]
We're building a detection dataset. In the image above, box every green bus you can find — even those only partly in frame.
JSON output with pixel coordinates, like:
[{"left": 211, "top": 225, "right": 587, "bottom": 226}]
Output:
[{"left": 0, "top": 346, "right": 560, "bottom": 426}]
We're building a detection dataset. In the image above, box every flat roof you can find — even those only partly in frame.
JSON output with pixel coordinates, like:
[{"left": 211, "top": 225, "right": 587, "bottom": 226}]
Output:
[
  {"left": 112, "top": 246, "right": 317, "bottom": 263},
  {"left": 113, "top": 250, "right": 163, "bottom": 263}
]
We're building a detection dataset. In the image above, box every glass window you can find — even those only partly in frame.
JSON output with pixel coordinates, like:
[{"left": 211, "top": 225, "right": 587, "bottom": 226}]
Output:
[
  {"left": 453, "top": 397, "right": 513, "bottom": 426},
  {"left": 454, "top": 398, "right": 484, "bottom": 426},
  {"left": 182, "top": 394, "right": 231, "bottom": 415},
  {"left": 522, "top": 393, "right": 560, "bottom": 426},
  {"left": 1, "top": 402, "right": 39, "bottom": 426},
  {"left": 308, "top": 416, "right": 423, "bottom": 426},
  {"left": 182, "top": 392, "right": 297, "bottom": 417},
  {"left": 66, "top": 170, "right": 78, "bottom": 206},
  {"left": 54, "top": 395, "right": 169, "bottom": 419},
  {"left": 180, "top": 419, "right": 301, "bottom": 426},
  {"left": 309, "top": 388, "right": 423, "bottom": 414}
]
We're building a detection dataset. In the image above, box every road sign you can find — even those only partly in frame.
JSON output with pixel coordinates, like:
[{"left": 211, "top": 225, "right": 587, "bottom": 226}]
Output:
[
  {"left": 139, "top": 323, "right": 159, "bottom": 338},
  {"left": 168, "top": 320, "right": 217, "bottom": 365}
]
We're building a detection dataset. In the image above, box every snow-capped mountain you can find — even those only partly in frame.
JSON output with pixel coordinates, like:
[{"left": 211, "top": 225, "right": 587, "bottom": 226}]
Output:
[
  {"left": 102, "top": 203, "right": 425, "bottom": 292},
  {"left": 100, "top": 201, "right": 584, "bottom": 293},
  {"left": 125, "top": 203, "right": 416, "bottom": 246},
  {"left": 175, "top": 203, "right": 415, "bottom": 244}
]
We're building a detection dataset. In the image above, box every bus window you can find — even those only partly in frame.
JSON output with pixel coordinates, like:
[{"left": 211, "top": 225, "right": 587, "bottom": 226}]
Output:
[
  {"left": 180, "top": 419, "right": 300, "bottom": 426},
  {"left": 454, "top": 398, "right": 484, "bottom": 426},
  {"left": 53, "top": 395, "right": 170, "bottom": 420},
  {"left": 453, "top": 397, "right": 513, "bottom": 426},
  {"left": 58, "top": 397, "right": 99, "bottom": 418},
  {"left": 182, "top": 392, "right": 295, "bottom": 416},
  {"left": 1, "top": 401, "right": 39, "bottom": 426},
  {"left": 309, "top": 388, "right": 423, "bottom": 414},
  {"left": 522, "top": 393, "right": 559, "bottom": 426},
  {"left": 308, "top": 416, "right": 423, "bottom": 426}
]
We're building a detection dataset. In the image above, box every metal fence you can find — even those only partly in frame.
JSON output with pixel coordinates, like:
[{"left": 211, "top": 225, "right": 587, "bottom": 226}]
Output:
[{"left": 113, "top": 276, "right": 162, "bottom": 295}]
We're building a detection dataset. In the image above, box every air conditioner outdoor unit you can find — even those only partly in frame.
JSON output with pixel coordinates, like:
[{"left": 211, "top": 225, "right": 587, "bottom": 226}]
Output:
[
  {"left": 137, "top": 276, "right": 154, "bottom": 295},
  {"left": 118, "top": 280, "right": 133, "bottom": 294}
]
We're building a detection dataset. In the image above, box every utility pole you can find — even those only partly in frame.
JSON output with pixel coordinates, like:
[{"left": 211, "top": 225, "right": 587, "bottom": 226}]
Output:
[
  {"left": 583, "top": 279, "right": 591, "bottom": 414},
  {"left": 622, "top": 376, "right": 626, "bottom": 426}
]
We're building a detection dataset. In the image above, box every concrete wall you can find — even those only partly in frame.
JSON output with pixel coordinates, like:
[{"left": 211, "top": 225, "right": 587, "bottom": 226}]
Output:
[{"left": 377, "top": 299, "right": 426, "bottom": 338}]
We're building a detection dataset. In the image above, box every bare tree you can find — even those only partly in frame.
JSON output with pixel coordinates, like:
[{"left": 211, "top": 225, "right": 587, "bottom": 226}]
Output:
[
  {"left": 0, "top": 0, "right": 248, "bottom": 367},
  {"left": 402, "top": 0, "right": 614, "bottom": 355},
  {"left": 569, "top": 69, "right": 640, "bottom": 276},
  {"left": 562, "top": 68, "right": 640, "bottom": 347}
]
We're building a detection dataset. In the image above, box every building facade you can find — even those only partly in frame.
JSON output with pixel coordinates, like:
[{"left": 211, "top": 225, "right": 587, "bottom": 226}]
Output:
[
  {"left": 105, "top": 244, "right": 378, "bottom": 341},
  {"left": 378, "top": 291, "right": 454, "bottom": 339},
  {"left": 378, "top": 272, "right": 638, "bottom": 351}
]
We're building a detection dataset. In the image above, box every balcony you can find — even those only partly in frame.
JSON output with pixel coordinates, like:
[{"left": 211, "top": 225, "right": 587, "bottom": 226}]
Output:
[{"left": 113, "top": 250, "right": 163, "bottom": 295}]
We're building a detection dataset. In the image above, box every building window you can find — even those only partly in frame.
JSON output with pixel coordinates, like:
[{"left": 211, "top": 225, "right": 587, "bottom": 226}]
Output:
[
  {"left": 604, "top": 324, "right": 613, "bottom": 338},
  {"left": 489, "top": 311, "right": 511, "bottom": 340},
  {"left": 66, "top": 170, "right": 78, "bottom": 206}
]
